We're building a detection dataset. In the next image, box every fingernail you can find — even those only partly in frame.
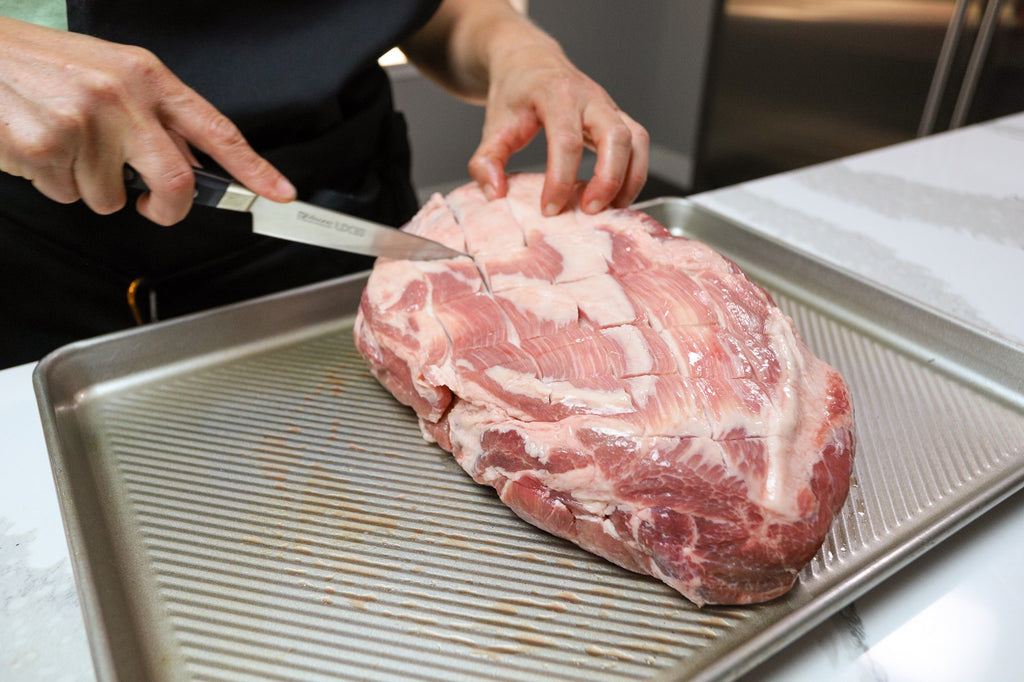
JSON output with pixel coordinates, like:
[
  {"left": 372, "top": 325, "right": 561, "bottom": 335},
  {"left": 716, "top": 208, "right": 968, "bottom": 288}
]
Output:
[
  {"left": 543, "top": 203, "right": 560, "bottom": 217},
  {"left": 276, "top": 177, "right": 297, "bottom": 200},
  {"left": 585, "top": 200, "right": 603, "bottom": 214},
  {"left": 482, "top": 183, "right": 496, "bottom": 201}
]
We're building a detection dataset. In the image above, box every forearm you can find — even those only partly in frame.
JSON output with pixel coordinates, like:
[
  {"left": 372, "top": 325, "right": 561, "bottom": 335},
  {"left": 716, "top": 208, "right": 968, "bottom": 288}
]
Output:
[{"left": 400, "top": 0, "right": 563, "bottom": 104}]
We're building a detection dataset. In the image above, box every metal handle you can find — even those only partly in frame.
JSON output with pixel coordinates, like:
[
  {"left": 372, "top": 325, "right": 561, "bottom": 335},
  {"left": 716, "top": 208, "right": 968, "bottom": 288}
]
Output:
[
  {"left": 950, "top": 0, "right": 1006, "bottom": 129},
  {"left": 918, "top": 0, "right": 973, "bottom": 136},
  {"left": 123, "top": 166, "right": 256, "bottom": 211}
]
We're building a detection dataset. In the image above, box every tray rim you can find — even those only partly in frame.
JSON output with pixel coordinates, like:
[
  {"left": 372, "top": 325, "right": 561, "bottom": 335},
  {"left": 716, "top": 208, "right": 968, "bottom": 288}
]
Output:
[
  {"left": 637, "top": 198, "right": 1024, "bottom": 680},
  {"left": 32, "top": 273, "right": 371, "bottom": 682},
  {"left": 33, "top": 199, "right": 1024, "bottom": 682},
  {"left": 635, "top": 197, "right": 1024, "bottom": 404}
]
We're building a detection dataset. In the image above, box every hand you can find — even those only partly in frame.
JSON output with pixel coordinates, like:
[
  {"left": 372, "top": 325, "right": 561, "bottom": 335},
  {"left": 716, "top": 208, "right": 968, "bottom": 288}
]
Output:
[
  {"left": 401, "top": 0, "right": 649, "bottom": 217},
  {"left": 0, "top": 17, "right": 295, "bottom": 226},
  {"left": 469, "top": 42, "right": 649, "bottom": 216}
]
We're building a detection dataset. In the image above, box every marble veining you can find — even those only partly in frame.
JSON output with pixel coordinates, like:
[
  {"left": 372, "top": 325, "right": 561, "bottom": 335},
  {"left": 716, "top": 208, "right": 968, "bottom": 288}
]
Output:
[
  {"left": 740, "top": 603, "right": 891, "bottom": 682},
  {"left": 694, "top": 115, "right": 1024, "bottom": 347},
  {"left": 697, "top": 184, "right": 999, "bottom": 336},
  {"left": 797, "top": 164, "right": 1024, "bottom": 250},
  {"left": 1, "top": 519, "right": 90, "bottom": 681}
]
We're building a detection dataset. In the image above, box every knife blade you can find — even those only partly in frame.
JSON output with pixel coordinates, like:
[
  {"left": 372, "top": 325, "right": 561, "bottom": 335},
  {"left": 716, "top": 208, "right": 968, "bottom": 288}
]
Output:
[{"left": 124, "top": 167, "right": 468, "bottom": 261}]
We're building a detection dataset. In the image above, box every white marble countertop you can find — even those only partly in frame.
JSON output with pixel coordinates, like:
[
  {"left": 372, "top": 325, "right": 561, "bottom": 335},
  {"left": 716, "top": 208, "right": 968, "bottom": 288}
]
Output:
[
  {"left": 693, "top": 114, "right": 1024, "bottom": 350},
  {"left": 698, "top": 112, "right": 1024, "bottom": 682},
  {"left": 1, "top": 361, "right": 92, "bottom": 680},
  {"left": 2, "top": 113, "right": 1023, "bottom": 681}
]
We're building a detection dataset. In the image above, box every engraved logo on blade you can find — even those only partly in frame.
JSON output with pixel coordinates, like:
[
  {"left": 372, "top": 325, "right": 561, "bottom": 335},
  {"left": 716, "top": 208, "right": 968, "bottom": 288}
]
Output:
[{"left": 296, "top": 210, "right": 366, "bottom": 237}]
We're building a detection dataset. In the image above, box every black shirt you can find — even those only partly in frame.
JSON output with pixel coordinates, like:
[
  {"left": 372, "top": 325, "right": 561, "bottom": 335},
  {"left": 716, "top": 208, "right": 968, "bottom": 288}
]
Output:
[
  {"left": 1, "top": 0, "right": 441, "bottom": 366},
  {"left": 65, "top": 0, "right": 440, "bottom": 216}
]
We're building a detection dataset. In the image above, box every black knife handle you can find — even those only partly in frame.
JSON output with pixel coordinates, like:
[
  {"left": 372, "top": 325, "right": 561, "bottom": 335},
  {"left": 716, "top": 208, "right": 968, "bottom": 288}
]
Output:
[{"left": 123, "top": 166, "right": 232, "bottom": 208}]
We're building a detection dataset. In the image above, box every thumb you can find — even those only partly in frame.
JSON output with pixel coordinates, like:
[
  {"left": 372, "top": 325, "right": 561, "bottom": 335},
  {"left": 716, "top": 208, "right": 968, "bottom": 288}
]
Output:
[{"left": 468, "top": 113, "right": 541, "bottom": 201}]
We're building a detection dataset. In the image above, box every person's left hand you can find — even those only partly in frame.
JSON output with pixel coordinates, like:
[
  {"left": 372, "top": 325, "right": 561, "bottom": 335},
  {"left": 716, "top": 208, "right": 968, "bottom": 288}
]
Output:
[{"left": 468, "top": 41, "right": 649, "bottom": 217}]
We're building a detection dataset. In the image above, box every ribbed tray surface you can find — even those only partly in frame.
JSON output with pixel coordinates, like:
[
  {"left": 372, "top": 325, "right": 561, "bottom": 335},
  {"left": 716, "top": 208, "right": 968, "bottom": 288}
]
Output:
[
  {"left": 87, "top": 327, "right": 735, "bottom": 681},
  {"left": 77, "top": 290, "right": 1024, "bottom": 681}
]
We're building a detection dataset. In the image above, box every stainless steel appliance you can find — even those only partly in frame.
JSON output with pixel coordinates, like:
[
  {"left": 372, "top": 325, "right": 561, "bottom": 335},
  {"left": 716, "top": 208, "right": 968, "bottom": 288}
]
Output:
[{"left": 696, "top": 0, "right": 1024, "bottom": 189}]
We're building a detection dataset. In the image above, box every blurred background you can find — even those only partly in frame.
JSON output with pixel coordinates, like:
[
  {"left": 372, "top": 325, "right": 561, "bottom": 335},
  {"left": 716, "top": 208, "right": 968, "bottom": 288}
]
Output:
[{"left": 391, "top": 0, "right": 1024, "bottom": 201}]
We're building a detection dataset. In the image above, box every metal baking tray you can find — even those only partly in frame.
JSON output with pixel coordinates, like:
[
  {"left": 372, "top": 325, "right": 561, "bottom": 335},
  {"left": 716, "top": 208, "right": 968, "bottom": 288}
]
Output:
[{"left": 35, "top": 198, "right": 1024, "bottom": 682}]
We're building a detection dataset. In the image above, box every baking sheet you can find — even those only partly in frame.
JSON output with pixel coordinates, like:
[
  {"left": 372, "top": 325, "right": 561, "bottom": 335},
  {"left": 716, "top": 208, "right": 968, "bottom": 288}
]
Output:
[{"left": 34, "top": 199, "right": 1024, "bottom": 682}]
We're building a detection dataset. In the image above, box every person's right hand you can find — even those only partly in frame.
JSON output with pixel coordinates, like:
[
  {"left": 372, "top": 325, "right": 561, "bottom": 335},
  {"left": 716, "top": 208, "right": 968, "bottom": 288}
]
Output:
[{"left": 0, "top": 17, "right": 295, "bottom": 226}]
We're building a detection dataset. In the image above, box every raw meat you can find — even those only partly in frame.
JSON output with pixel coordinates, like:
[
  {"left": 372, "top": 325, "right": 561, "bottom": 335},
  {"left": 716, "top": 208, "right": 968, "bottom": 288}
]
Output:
[{"left": 354, "top": 174, "right": 855, "bottom": 606}]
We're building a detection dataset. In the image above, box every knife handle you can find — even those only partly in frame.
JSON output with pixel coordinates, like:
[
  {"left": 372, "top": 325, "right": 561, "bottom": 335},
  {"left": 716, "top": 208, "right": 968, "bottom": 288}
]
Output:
[{"left": 123, "top": 166, "right": 238, "bottom": 209}]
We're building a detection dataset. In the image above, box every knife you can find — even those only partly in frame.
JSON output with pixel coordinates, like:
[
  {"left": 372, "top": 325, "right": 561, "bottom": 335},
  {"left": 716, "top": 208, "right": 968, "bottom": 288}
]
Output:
[{"left": 124, "top": 166, "right": 468, "bottom": 261}]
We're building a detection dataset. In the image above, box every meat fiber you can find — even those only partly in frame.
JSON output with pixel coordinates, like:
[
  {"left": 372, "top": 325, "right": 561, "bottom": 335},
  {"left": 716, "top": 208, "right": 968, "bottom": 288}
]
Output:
[{"left": 353, "top": 174, "right": 854, "bottom": 606}]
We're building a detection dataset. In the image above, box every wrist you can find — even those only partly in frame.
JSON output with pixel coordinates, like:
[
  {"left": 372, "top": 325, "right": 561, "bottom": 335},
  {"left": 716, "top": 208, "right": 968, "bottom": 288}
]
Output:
[{"left": 477, "top": 14, "right": 565, "bottom": 80}]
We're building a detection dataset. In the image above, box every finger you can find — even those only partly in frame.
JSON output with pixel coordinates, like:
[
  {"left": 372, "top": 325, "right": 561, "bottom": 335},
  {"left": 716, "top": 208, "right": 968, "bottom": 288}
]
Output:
[
  {"left": 611, "top": 125, "right": 650, "bottom": 208},
  {"left": 469, "top": 112, "right": 541, "bottom": 200},
  {"left": 129, "top": 150, "right": 196, "bottom": 226},
  {"left": 467, "top": 148, "right": 506, "bottom": 201},
  {"left": 71, "top": 137, "right": 129, "bottom": 215},
  {"left": 28, "top": 165, "right": 81, "bottom": 205},
  {"left": 162, "top": 91, "right": 295, "bottom": 203},
  {"left": 167, "top": 129, "right": 202, "bottom": 168},
  {"left": 122, "top": 123, "right": 201, "bottom": 225},
  {"left": 540, "top": 107, "right": 585, "bottom": 216},
  {"left": 579, "top": 110, "right": 634, "bottom": 214},
  {"left": 73, "top": 159, "right": 127, "bottom": 215}
]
